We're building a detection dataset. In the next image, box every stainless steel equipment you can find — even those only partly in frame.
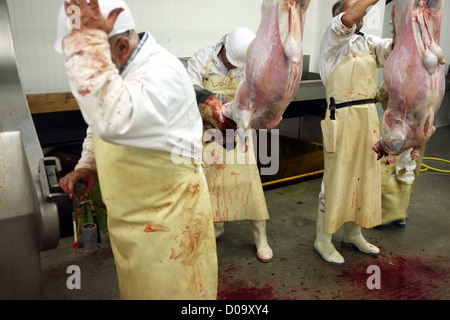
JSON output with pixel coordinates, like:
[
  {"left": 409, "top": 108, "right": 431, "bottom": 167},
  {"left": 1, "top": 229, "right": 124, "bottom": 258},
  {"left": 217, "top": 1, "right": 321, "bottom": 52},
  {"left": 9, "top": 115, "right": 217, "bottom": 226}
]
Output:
[{"left": 0, "top": 0, "right": 65, "bottom": 299}]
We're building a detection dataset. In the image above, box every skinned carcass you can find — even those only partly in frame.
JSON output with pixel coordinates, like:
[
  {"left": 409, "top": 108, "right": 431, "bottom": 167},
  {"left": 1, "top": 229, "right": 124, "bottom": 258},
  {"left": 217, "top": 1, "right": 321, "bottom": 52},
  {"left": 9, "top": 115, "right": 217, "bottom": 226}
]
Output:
[
  {"left": 202, "top": 0, "right": 311, "bottom": 134},
  {"left": 226, "top": 0, "right": 311, "bottom": 130},
  {"left": 373, "top": 0, "right": 446, "bottom": 163}
]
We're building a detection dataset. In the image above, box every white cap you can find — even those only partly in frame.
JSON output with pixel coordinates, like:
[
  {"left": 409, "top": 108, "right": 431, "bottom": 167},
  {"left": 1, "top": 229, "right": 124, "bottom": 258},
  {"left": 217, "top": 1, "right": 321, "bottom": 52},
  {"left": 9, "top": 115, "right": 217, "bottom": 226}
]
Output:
[
  {"left": 224, "top": 27, "right": 256, "bottom": 69},
  {"left": 54, "top": 0, "right": 136, "bottom": 54}
]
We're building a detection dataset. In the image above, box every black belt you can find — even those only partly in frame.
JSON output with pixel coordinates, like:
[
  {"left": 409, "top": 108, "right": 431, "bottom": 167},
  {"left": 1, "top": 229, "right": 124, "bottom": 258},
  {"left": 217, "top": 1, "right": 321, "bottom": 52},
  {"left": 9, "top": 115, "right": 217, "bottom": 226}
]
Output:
[{"left": 328, "top": 97, "right": 376, "bottom": 120}]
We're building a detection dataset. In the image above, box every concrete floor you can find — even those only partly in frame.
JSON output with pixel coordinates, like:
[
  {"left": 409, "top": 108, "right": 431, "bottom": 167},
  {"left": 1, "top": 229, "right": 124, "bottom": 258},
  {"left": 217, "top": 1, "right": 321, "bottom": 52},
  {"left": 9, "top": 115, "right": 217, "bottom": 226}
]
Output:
[{"left": 40, "top": 125, "right": 450, "bottom": 300}]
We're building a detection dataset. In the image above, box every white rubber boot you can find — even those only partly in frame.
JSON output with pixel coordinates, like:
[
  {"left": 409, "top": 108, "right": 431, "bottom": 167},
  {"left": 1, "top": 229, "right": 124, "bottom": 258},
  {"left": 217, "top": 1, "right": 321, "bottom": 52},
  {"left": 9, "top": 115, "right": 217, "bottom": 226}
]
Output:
[
  {"left": 342, "top": 222, "right": 380, "bottom": 256},
  {"left": 314, "top": 208, "right": 344, "bottom": 266},
  {"left": 250, "top": 220, "right": 273, "bottom": 263},
  {"left": 214, "top": 222, "right": 225, "bottom": 239}
]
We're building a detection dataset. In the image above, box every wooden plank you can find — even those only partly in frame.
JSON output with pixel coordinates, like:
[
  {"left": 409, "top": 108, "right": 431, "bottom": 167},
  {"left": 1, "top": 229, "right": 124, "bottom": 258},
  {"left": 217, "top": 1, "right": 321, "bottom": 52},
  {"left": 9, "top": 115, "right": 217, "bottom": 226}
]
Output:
[{"left": 26, "top": 92, "right": 79, "bottom": 114}]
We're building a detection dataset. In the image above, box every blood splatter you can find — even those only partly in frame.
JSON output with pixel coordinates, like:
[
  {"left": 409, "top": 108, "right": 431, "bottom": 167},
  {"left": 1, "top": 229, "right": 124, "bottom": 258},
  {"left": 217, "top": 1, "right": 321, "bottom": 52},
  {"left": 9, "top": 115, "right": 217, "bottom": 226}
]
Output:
[
  {"left": 218, "top": 284, "right": 277, "bottom": 300},
  {"left": 78, "top": 88, "right": 91, "bottom": 97},
  {"left": 339, "top": 255, "right": 450, "bottom": 300},
  {"left": 143, "top": 224, "right": 171, "bottom": 233}
]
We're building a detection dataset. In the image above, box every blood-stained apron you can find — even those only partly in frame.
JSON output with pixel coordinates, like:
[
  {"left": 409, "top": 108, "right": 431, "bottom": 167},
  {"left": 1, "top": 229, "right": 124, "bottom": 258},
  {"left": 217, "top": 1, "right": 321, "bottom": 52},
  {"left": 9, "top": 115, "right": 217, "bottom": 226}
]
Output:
[
  {"left": 380, "top": 156, "right": 412, "bottom": 224},
  {"left": 380, "top": 144, "right": 425, "bottom": 225},
  {"left": 203, "top": 58, "right": 240, "bottom": 102},
  {"left": 93, "top": 135, "right": 218, "bottom": 300},
  {"left": 202, "top": 59, "right": 269, "bottom": 222},
  {"left": 321, "top": 48, "right": 382, "bottom": 234}
]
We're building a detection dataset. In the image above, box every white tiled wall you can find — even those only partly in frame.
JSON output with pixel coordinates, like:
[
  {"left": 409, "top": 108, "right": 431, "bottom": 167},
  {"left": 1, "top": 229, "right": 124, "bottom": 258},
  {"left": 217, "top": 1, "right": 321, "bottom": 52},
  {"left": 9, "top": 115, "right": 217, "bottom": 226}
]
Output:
[
  {"left": 6, "top": 0, "right": 448, "bottom": 127},
  {"left": 7, "top": 0, "right": 385, "bottom": 95}
]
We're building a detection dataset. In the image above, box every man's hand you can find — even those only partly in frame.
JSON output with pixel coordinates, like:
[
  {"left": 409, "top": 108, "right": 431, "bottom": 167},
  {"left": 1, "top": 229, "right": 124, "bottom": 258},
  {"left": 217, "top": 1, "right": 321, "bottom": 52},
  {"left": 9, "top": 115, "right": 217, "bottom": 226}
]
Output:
[
  {"left": 65, "top": 0, "right": 124, "bottom": 35},
  {"left": 59, "top": 168, "right": 98, "bottom": 200}
]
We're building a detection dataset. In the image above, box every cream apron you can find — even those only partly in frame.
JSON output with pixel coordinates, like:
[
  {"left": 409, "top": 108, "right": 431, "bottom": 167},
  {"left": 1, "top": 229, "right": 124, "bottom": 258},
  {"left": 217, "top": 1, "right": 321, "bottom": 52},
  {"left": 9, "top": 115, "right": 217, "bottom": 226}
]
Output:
[
  {"left": 321, "top": 48, "right": 382, "bottom": 234},
  {"left": 202, "top": 59, "right": 269, "bottom": 222},
  {"left": 203, "top": 58, "right": 240, "bottom": 102},
  {"left": 93, "top": 135, "right": 218, "bottom": 300},
  {"left": 380, "top": 144, "right": 425, "bottom": 224},
  {"left": 380, "top": 157, "right": 412, "bottom": 224}
]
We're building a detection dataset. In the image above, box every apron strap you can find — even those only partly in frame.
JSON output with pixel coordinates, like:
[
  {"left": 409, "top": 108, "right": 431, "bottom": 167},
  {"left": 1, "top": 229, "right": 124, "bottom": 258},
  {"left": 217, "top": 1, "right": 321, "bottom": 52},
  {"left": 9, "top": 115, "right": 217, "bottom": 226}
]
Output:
[
  {"left": 203, "top": 59, "right": 214, "bottom": 81},
  {"left": 330, "top": 97, "right": 377, "bottom": 109}
]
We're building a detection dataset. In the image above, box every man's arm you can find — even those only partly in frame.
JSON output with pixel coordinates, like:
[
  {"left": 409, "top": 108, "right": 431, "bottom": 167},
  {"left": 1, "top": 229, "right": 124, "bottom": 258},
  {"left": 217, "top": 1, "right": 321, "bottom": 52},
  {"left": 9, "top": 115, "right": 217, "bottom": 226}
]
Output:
[
  {"left": 341, "top": 0, "right": 379, "bottom": 28},
  {"left": 75, "top": 127, "right": 97, "bottom": 172},
  {"left": 369, "top": 35, "right": 394, "bottom": 67},
  {"left": 186, "top": 48, "right": 211, "bottom": 88},
  {"left": 59, "top": 127, "right": 98, "bottom": 200}
]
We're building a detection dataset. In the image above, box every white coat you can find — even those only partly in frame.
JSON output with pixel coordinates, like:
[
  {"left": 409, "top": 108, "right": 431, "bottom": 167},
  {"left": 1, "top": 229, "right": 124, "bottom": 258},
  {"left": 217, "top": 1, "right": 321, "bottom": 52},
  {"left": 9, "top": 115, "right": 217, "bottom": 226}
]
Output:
[
  {"left": 319, "top": 13, "right": 393, "bottom": 85},
  {"left": 72, "top": 31, "right": 204, "bottom": 171},
  {"left": 62, "top": 29, "right": 218, "bottom": 299},
  {"left": 186, "top": 35, "right": 245, "bottom": 89}
]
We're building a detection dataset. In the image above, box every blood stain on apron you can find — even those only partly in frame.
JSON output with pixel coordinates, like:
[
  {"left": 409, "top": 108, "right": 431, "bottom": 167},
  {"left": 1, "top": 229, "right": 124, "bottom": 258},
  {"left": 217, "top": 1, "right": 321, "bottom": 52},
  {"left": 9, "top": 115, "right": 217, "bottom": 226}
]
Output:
[{"left": 143, "top": 223, "right": 171, "bottom": 233}]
